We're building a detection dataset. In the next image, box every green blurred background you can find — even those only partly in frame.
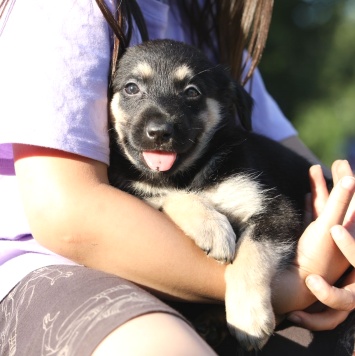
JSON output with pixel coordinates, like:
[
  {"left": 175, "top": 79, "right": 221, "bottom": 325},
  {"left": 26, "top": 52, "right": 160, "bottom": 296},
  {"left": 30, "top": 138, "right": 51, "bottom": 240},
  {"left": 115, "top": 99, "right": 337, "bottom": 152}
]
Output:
[{"left": 259, "top": 0, "right": 355, "bottom": 170}]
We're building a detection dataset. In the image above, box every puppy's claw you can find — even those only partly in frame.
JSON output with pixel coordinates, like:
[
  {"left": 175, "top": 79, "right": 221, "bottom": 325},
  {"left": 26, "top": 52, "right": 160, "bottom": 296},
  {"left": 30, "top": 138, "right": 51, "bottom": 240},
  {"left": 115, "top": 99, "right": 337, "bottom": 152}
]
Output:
[
  {"left": 204, "top": 248, "right": 211, "bottom": 255},
  {"left": 205, "top": 250, "right": 229, "bottom": 264},
  {"left": 153, "top": 192, "right": 236, "bottom": 262},
  {"left": 196, "top": 213, "right": 236, "bottom": 263}
]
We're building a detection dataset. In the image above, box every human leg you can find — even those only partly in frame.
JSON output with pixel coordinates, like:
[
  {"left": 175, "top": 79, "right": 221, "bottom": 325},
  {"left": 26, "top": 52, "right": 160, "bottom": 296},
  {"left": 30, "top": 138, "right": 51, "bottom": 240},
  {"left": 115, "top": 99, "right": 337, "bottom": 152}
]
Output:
[
  {"left": 0, "top": 265, "right": 214, "bottom": 355},
  {"left": 93, "top": 313, "right": 216, "bottom": 356}
]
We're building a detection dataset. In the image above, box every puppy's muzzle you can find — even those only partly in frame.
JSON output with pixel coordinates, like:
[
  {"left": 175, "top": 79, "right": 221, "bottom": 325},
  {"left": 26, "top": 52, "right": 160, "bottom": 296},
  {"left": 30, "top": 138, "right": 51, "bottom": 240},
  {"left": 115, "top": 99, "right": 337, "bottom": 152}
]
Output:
[{"left": 146, "top": 119, "right": 173, "bottom": 146}]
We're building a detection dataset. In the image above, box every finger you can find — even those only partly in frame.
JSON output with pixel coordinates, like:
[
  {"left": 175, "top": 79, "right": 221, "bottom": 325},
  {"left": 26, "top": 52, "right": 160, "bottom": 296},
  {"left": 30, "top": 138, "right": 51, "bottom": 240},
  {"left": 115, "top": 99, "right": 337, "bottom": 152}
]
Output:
[
  {"left": 305, "top": 274, "right": 355, "bottom": 311},
  {"left": 344, "top": 195, "right": 355, "bottom": 234},
  {"left": 287, "top": 308, "right": 350, "bottom": 331},
  {"left": 318, "top": 176, "right": 355, "bottom": 228},
  {"left": 330, "top": 161, "right": 355, "bottom": 229},
  {"left": 336, "top": 161, "right": 355, "bottom": 228},
  {"left": 303, "top": 193, "right": 313, "bottom": 226},
  {"left": 331, "top": 160, "right": 341, "bottom": 185},
  {"left": 309, "top": 165, "right": 329, "bottom": 218},
  {"left": 343, "top": 269, "right": 355, "bottom": 287},
  {"left": 331, "top": 225, "right": 355, "bottom": 266},
  {"left": 332, "top": 160, "right": 353, "bottom": 186}
]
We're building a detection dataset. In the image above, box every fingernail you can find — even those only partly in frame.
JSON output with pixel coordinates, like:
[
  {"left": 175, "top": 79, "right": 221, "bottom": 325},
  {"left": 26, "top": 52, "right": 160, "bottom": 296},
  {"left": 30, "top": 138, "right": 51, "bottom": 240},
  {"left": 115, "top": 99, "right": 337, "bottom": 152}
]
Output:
[
  {"left": 287, "top": 314, "right": 301, "bottom": 325},
  {"left": 306, "top": 275, "right": 321, "bottom": 291},
  {"left": 330, "top": 225, "right": 344, "bottom": 241},
  {"left": 341, "top": 176, "right": 355, "bottom": 189}
]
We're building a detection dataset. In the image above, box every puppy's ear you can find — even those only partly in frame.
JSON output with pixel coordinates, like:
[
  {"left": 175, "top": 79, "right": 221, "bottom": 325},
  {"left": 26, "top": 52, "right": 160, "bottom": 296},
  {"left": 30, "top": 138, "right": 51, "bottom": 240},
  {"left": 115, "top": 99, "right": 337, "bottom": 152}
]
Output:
[{"left": 231, "top": 81, "right": 253, "bottom": 132}]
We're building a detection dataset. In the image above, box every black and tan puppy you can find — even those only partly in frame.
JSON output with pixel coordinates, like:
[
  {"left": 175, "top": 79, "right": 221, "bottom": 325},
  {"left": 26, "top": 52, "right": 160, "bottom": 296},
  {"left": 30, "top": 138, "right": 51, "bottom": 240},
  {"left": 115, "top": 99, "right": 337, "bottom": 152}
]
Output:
[{"left": 108, "top": 39, "right": 313, "bottom": 350}]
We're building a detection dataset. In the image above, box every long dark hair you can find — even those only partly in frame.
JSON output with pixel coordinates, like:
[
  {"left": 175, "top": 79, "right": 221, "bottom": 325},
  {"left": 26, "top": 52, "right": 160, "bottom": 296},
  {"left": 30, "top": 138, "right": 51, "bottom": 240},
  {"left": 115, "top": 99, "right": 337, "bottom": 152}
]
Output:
[
  {"left": 0, "top": 0, "right": 274, "bottom": 84},
  {"left": 180, "top": 1, "right": 274, "bottom": 85},
  {"left": 94, "top": 0, "right": 149, "bottom": 79},
  {"left": 0, "top": 0, "right": 10, "bottom": 17},
  {"left": 94, "top": 0, "right": 274, "bottom": 85}
]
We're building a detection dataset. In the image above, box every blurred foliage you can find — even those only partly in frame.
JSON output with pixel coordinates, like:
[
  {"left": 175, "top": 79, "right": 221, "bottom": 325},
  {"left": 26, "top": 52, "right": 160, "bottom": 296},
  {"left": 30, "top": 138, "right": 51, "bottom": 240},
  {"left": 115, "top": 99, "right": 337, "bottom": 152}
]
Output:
[{"left": 259, "top": 0, "right": 355, "bottom": 168}]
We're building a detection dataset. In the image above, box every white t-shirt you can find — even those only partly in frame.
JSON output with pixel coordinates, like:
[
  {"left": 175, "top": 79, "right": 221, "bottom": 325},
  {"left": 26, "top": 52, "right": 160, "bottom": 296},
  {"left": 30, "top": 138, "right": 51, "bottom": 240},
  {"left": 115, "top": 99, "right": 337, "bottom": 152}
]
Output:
[{"left": 0, "top": 0, "right": 296, "bottom": 301}]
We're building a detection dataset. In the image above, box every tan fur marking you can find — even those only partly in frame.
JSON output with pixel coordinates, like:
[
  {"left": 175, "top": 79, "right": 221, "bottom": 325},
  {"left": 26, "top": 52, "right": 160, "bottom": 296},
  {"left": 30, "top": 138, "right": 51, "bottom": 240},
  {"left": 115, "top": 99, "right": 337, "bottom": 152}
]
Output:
[
  {"left": 173, "top": 65, "right": 192, "bottom": 81},
  {"left": 110, "top": 93, "right": 121, "bottom": 124},
  {"left": 132, "top": 62, "right": 154, "bottom": 78},
  {"left": 132, "top": 182, "right": 172, "bottom": 197},
  {"left": 110, "top": 93, "right": 126, "bottom": 139},
  {"left": 110, "top": 93, "right": 138, "bottom": 165}
]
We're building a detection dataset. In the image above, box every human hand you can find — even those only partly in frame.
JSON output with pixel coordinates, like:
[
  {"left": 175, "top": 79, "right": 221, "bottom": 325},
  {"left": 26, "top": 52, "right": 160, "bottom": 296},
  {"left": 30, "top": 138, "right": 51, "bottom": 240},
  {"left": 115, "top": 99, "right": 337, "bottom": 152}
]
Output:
[
  {"left": 287, "top": 160, "right": 355, "bottom": 329},
  {"left": 272, "top": 160, "right": 355, "bottom": 316},
  {"left": 288, "top": 225, "right": 355, "bottom": 330},
  {"left": 293, "top": 161, "right": 354, "bottom": 281}
]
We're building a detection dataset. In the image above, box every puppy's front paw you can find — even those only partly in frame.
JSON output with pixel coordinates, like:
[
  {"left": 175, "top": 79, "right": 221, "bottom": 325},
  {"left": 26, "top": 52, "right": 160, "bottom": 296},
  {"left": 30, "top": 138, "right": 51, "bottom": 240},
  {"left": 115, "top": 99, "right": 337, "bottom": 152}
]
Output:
[
  {"left": 156, "top": 192, "right": 236, "bottom": 263},
  {"left": 226, "top": 296, "right": 275, "bottom": 351},
  {"left": 225, "top": 264, "right": 276, "bottom": 350},
  {"left": 193, "top": 209, "right": 236, "bottom": 263}
]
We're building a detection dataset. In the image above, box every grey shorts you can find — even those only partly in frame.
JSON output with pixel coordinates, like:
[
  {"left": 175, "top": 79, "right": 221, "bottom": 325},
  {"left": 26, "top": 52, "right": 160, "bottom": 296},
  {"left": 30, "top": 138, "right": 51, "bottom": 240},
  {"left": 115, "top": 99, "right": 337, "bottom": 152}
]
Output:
[{"left": 0, "top": 265, "right": 186, "bottom": 356}]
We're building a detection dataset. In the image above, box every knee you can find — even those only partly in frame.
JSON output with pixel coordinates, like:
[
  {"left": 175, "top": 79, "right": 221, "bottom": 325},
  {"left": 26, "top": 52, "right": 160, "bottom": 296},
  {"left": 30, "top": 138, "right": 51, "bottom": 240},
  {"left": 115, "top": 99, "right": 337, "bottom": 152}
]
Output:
[{"left": 92, "top": 312, "right": 216, "bottom": 356}]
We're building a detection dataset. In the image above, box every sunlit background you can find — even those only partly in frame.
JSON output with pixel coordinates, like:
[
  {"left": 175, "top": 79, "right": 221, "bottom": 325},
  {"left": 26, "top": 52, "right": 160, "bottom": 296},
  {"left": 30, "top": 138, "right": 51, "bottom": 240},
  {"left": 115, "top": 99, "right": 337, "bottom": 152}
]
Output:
[{"left": 260, "top": 0, "right": 355, "bottom": 170}]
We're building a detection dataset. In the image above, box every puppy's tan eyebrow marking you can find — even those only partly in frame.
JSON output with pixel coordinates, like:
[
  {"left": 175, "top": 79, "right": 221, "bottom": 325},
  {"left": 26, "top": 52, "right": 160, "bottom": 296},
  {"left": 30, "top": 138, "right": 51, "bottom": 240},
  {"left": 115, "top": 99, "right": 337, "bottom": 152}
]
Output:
[
  {"left": 173, "top": 65, "right": 193, "bottom": 81},
  {"left": 132, "top": 62, "right": 154, "bottom": 78}
]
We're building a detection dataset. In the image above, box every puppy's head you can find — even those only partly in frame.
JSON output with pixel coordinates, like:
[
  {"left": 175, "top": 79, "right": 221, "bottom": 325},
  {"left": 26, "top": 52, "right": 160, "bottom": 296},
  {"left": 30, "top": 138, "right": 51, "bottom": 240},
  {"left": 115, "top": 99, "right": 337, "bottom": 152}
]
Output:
[{"left": 110, "top": 39, "right": 252, "bottom": 175}]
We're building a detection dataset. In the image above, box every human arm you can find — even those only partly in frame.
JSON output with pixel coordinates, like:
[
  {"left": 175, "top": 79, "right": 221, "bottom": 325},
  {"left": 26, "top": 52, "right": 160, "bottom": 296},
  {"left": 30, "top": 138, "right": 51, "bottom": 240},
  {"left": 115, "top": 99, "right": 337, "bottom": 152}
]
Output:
[
  {"left": 13, "top": 144, "right": 226, "bottom": 303},
  {"left": 287, "top": 224, "right": 355, "bottom": 330},
  {"left": 13, "top": 144, "right": 355, "bottom": 319}
]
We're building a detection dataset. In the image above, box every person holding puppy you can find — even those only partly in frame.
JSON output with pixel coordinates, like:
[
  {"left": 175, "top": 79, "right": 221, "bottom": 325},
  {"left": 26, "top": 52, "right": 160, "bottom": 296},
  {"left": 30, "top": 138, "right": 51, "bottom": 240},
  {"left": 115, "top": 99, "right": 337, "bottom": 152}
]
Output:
[{"left": 0, "top": 1, "right": 354, "bottom": 355}]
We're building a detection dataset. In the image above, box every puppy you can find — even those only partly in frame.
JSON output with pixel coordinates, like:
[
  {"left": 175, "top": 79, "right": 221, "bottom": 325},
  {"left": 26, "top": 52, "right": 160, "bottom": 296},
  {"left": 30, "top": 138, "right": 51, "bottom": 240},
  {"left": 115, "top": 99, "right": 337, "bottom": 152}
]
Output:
[{"left": 108, "top": 39, "right": 314, "bottom": 350}]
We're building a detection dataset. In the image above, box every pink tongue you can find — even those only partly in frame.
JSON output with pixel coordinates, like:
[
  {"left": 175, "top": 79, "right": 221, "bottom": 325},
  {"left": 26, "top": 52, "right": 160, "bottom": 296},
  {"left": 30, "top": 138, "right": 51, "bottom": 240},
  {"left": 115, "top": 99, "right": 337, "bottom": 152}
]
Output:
[{"left": 142, "top": 151, "right": 177, "bottom": 171}]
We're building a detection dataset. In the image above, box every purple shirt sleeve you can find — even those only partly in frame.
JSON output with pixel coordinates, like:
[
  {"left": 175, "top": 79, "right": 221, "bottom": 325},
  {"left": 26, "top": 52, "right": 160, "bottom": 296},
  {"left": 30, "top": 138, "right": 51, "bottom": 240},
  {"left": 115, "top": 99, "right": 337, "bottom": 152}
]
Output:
[{"left": 0, "top": 0, "right": 114, "bottom": 164}]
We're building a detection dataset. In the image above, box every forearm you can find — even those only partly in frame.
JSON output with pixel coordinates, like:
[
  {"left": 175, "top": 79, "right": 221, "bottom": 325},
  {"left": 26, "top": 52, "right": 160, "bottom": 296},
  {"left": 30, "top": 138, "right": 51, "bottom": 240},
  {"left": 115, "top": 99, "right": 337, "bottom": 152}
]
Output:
[
  {"left": 272, "top": 266, "right": 316, "bottom": 315},
  {"left": 62, "top": 184, "right": 227, "bottom": 302},
  {"left": 13, "top": 145, "right": 226, "bottom": 303}
]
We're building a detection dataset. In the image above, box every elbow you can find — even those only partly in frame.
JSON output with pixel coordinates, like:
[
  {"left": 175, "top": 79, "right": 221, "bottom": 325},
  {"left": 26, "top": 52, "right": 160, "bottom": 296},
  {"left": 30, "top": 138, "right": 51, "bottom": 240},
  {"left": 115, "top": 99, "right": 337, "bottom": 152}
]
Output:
[{"left": 26, "top": 198, "right": 87, "bottom": 262}]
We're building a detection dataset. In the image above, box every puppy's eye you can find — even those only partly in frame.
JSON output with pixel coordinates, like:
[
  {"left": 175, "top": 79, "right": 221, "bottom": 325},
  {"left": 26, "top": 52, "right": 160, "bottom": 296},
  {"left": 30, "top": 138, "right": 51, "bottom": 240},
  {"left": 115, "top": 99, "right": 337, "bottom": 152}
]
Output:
[
  {"left": 124, "top": 83, "right": 140, "bottom": 95},
  {"left": 184, "top": 85, "right": 201, "bottom": 98}
]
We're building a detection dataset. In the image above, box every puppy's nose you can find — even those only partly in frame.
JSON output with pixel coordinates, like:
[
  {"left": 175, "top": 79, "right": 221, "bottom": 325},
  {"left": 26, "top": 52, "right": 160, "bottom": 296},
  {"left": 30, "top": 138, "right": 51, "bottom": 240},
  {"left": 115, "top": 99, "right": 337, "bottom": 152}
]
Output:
[{"left": 146, "top": 120, "right": 173, "bottom": 143}]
